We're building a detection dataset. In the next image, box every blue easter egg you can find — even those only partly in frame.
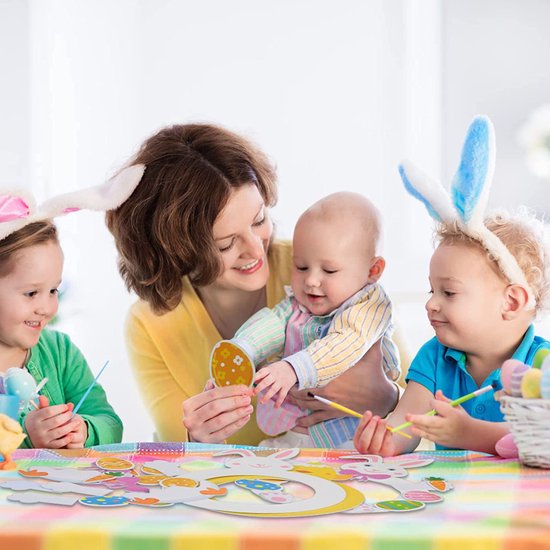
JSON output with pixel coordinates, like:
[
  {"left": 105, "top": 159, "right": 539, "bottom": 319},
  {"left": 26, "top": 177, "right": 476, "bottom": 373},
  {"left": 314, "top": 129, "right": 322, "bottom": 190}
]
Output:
[
  {"left": 541, "top": 369, "right": 550, "bottom": 399},
  {"left": 4, "top": 367, "right": 37, "bottom": 400},
  {"left": 541, "top": 355, "right": 550, "bottom": 373}
]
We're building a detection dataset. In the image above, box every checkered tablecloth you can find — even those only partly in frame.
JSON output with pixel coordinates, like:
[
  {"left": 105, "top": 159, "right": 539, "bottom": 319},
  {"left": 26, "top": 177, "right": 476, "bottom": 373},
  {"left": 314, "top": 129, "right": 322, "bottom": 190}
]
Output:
[{"left": 1, "top": 443, "right": 549, "bottom": 549}]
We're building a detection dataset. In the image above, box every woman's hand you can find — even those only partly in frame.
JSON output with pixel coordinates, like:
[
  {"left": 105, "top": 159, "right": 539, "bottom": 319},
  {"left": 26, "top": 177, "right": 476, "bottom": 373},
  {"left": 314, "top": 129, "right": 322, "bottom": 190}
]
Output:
[
  {"left": 288, "top": 342, "right": 399, "bottom": 428},
  {"left": 24, "top": 396, "right": 85, "bottom": 449},
  {"left": 182, "top": 380, "right": 254, "bottom": 443}
]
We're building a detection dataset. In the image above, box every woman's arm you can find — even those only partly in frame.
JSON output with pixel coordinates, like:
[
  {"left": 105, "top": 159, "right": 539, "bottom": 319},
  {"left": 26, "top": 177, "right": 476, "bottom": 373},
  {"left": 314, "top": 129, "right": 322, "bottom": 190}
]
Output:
[
  {"left": 127, "top": 310, "right": 256, "bottom": 443},
  {"left": 289, "top": 341, "right": 399, "bottom": 428}
]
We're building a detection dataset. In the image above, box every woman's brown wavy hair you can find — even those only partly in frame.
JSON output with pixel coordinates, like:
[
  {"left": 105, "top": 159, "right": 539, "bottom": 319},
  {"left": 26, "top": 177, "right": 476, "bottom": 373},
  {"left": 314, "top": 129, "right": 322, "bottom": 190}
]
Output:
[{"left": 105, "top": 123, "right": 277, "bottom": 314}]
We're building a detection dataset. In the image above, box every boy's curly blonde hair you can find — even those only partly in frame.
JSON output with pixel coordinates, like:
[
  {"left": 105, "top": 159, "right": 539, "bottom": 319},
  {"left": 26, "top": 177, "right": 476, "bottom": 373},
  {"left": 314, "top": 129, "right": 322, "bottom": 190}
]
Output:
[{"left": 435, "top": 209, "right": 550, "bottom": 317}]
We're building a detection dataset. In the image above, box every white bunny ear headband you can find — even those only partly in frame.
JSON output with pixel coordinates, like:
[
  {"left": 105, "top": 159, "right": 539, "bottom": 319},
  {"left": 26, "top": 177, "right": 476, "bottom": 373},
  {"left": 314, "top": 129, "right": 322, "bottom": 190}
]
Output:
[
  {"left": 0, "top": 164, "right": 145, "bottom": 241},
  {"left": 398, "top": 115, "right": 537, "bottom": 311}
]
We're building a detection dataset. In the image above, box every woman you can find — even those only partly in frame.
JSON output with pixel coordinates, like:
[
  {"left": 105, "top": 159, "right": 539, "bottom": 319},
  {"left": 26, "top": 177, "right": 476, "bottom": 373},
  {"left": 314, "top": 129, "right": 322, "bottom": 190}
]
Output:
[{"left": 106, "top": 123, "right": 399, "bottom": 444}]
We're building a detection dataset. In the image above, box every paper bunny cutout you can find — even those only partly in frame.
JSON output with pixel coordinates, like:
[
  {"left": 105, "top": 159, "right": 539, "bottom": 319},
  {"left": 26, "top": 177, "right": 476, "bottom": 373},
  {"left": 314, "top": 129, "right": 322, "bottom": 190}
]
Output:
[
  {"left": 212, "top": 448, "right": 300, "bottom": 470},
  {"left": 0, "top": 164, "right": 145, "bottom": 240},
  {"left": 399, "top": 115, "right": 536, "bottom": 310}
]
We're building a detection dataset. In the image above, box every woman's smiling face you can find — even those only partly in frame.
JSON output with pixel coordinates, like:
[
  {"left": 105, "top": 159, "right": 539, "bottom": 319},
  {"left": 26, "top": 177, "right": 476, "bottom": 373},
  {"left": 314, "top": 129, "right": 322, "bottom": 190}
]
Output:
[{"left": 212, "top": 184, "right": 273, "bottom": 292}]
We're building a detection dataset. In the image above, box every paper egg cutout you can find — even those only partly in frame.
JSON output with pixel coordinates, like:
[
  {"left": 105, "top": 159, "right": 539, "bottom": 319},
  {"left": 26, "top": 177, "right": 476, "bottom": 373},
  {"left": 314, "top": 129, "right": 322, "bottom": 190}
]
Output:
[
  {"left": 508, "top": 363, "right": 530, "bottom": 397},
  {"left": 210, "top": 340, "right": 255, "bottom": 387},
  {"left": 3, "top": 368, "right": 37, "bottom": 401},
  {"left": 500, "top": 359, "right": 525, "bottom": 395},
  {"left": 521, "top": 368, "right": 542, "bottom": 398},
  {"left": 532, "top": 348, "right": 550, "bottom": 369},
  {"left": 541, "top": 369, "right": 550, "bottom": 399}
]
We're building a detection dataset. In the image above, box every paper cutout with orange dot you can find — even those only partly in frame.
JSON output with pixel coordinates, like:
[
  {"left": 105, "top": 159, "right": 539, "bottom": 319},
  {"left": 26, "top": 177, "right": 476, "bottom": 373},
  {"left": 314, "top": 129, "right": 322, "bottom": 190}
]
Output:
[{"left": 210, "top": 340, "right": 255, "bottom": 388}]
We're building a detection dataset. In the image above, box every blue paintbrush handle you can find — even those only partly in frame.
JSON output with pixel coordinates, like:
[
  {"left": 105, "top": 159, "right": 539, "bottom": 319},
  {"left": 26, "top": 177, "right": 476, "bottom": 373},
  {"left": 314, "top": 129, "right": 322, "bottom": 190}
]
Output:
[{"left": 72, "top": 360, "right": 109, "bottom": 417}]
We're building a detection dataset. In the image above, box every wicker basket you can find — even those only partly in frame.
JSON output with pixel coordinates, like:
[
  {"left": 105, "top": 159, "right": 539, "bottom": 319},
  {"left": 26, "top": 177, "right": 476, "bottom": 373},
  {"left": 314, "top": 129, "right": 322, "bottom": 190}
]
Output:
[{"left": 500, "top": 395, "right": 550, "bottom": 468}]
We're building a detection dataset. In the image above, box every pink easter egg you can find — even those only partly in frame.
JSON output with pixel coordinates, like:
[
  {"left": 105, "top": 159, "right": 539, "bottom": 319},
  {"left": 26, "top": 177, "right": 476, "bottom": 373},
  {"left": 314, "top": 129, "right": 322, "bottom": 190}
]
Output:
[
  {"left": 500, "top": 359, "right": 525, "bottom": 395},
  {"left": 495, "top": 433, "right": 519, "bottom": 458},
  {"left": 509, "top": 363, "right": 530, "bottom": 397}
]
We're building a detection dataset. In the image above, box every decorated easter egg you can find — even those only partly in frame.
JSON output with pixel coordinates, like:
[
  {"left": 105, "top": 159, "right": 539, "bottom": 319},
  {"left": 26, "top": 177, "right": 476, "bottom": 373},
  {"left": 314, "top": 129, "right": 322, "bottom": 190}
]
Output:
[
  {"left": 160, "top": 477, "right": 197, "bottom": 488},
  {"left": 80, "top": 495, "right": 129, "bottom": 507},
  {"left": 210, "top": 340, "right": 255, "bottom": 387},
  {"left": 96, "top": 457, "right": 134, "bottom": 471},
  {"left": 375, "top": 499, "right": 424, "bottom": 512},
  {"left": 500, "top": 359, "right": 526, "bottom": 395},
  {"left": 520, "top": 368, "right": 542, "bottom": 398},
  {"left": 541, "top": 369, "right": 550, "bottom": 399},
  {"left": 3, "top": 368, "right": 36, "bottom": 400},
  {"left": 509, "top": 363, "right": 530, "bottom": 397},
  {"left": 495, "top": 433, "right": 519, "bottom": 458},
  {"left": 532, "top": 348, "right": 550, "bottom": 369},
  {"left": 541, "top": 354, "right": 550, "bottom": 373}
]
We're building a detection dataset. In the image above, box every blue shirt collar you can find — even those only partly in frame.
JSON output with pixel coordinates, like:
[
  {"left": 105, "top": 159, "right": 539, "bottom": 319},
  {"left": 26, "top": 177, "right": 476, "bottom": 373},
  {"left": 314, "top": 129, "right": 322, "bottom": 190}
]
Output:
[{"left": 443, "top": 325, "right": 535, "bottom": 371}]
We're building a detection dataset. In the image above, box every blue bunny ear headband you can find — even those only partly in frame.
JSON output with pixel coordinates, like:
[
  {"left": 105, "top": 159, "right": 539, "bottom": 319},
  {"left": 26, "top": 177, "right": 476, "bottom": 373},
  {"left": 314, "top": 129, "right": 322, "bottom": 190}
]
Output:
[
  {"left": 399, "top": 115, "right": 537, "bottom": 311},
  {"left": 0, "top": 164, "right": 145, "bottom": 241}
]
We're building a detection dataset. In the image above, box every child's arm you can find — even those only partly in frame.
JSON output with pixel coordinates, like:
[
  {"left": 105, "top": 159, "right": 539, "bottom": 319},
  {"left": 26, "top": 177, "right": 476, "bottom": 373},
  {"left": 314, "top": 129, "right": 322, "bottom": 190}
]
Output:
[
  {"left": 407, "top": 390, "right": 509, "bottom": 454},
  {"left": 284, "top": 284, "right": 393, "bottom": 390},
  {"left": 253, "top": 360, "right": 298, "bottom": 406},
  {"left": 231, "top": 297, "right": 294, "bottom": 365},
  {"left": 62, "top": 337, "right": 123, "bottom": 446},
  {"left": 354, "top": 381, "right": 433, "bottom": 456}
]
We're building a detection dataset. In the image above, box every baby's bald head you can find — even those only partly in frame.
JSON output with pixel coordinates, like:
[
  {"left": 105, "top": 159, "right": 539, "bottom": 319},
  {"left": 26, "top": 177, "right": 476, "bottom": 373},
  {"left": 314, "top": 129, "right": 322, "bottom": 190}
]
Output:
[{"left": 296, "top": 192, "right": 382, "bottom": 259}]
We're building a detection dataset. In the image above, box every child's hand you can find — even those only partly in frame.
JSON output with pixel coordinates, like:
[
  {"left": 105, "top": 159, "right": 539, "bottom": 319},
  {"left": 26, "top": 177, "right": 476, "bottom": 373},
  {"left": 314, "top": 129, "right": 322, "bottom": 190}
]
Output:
[
  {"left": 64, "top": 406, "right": 88, "bottom": 449},
  {"left": 353, "top": 410, "right": 397, "bottom": 456},
  {"left": 253, "top": 361, "right": 298, "bottom": 407},
  {"left": 406, "top": 390, "right": 471, "bottom": 448},
  {"left": 24, "top": 396, "right": 84, "bottom": 449}
]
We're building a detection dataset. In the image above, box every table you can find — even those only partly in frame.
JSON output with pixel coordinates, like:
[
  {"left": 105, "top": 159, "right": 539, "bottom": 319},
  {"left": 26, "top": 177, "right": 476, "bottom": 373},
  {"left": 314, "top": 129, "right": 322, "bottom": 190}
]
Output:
[{"left": 1, "top": 443, "right": 549, "bottom": 550}]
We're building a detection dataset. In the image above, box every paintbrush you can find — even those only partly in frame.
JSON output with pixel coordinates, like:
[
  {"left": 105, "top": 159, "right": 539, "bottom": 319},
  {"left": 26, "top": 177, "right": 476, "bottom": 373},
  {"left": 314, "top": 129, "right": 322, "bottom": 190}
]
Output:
[
  {"left": 72, "top": 361, "right": 109, "bottom": 417},
  {"left": 389, "top": 382, "right": 497, "bottom": 433},
  {"left": 307, "top": 392, "right": 412, "bottom": 439}
]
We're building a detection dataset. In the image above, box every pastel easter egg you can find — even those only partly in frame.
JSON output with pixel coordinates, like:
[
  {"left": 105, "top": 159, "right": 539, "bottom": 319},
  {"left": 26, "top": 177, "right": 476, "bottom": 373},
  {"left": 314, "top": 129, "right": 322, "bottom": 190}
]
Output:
[
  {"left": 541, "top": 369, "right": 550, "bottom": 399},
  {"left": 500, "top": 359, "right": 526, "bottom": 395},
  {"left": 532, "top": 348, "right": 550, "bottom": 369},
  {"left": 509, "top": 363, "right": 530, "bottom": 397},
  {"left": 521, "top": 368, "right": 542, "bottom": 398},
  {"left": 541, "top": 355, "right": 550, "bottom": 373},
  {"left": 3, "top": 368, "right": 36, "bottom": 400},
  {"left": 495, "top": 433, "right": 519, "bottom": 458}
]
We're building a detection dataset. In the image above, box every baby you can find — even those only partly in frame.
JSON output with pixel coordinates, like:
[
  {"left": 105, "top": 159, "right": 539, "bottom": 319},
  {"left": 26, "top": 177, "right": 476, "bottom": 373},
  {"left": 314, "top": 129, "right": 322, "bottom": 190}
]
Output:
[{"left": 226, "top": 191, "right": 400, "bottom": 448}]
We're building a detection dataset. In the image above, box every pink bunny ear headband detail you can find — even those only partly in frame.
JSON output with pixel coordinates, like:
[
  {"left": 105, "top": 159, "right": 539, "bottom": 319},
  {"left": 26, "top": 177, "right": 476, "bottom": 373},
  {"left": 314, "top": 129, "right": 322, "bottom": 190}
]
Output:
[{"left": 0, "top": 164, "right": 145, "bottom": 241}]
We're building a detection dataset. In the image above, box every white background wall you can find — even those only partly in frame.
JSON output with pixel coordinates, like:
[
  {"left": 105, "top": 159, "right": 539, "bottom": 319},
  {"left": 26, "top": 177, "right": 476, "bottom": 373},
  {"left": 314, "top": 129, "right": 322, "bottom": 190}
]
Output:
[{"left": 1, "top": 0, "right": 549, "bottom": 442}]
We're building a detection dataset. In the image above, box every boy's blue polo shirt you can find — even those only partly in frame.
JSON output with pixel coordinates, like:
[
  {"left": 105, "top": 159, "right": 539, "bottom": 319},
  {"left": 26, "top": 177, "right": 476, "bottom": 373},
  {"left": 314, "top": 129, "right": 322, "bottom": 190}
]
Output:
[{"left": 406, "top": 325, "right": 550, "bottom": 431}]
